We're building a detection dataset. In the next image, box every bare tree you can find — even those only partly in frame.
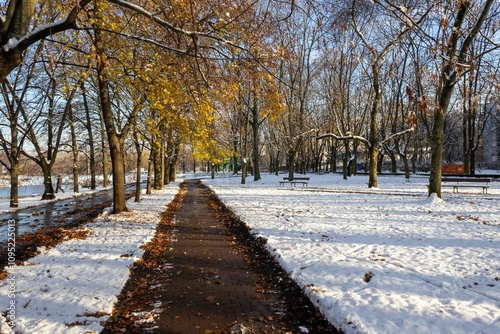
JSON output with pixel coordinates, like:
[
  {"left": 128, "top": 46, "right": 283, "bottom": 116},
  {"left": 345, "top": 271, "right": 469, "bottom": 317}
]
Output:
[{"left": 426, "top": 0, "right": 496, "bottom": 197}]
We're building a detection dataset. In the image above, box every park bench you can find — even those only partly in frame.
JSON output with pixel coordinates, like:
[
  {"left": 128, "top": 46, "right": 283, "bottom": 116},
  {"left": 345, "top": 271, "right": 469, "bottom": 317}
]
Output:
[
  {"left": 433, "top": 177, "right": 492, "bottom": 194},
  {"left": 279, "top": 177, "right": 310, "bottom": 187}
]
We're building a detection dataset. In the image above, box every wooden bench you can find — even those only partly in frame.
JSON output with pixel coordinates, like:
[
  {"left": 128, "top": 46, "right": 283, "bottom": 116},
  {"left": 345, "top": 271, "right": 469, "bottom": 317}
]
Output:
[
  {"left": 279, "top": 177, "right": 310, "bottom": 187},
  {"left": 437, "top": 177, "right": 492, "bottom": 194}
]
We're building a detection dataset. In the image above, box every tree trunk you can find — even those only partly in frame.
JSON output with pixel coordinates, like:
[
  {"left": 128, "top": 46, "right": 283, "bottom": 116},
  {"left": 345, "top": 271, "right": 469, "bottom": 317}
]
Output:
[
  {"left": 70, "top": 106, "right": 79, "bottom": 193},
  {"left": 274, "top": 151, "right": 279, "bottom": 176},
  {"left": 82, "top": 82, "right": 96, "bottom": 190},
  {"left": 252, "top": 108, "right": 261, "bottom": 181},
  {"left": 9, "top": 119, "right": 19, "bottom": 207},
  {"left": 0, "top": 51, "right": 23, "bottom": 83},
  {"left": 146, "top": 154, "right": 153, "bottom": 195},
  {"left": 428, "top": 0, "right": 494, "bottom": 196},
  {"left": 99, "top": 111, "right": 109, "bottom": 188},
  {"left": 241, "top": 159, "right": 247, "bottom": 184},
  {"left": 170, "top": 155, "right": 177, "bottom": 182},
  {"left": 342, "top": 140, "right": 350, "bottom": 180},
  {"left": 134, "top": 131, "right": 142, "bottom": 202},
  {"left": 368, "top": 64, "right": 381, "bottom": 188},
  {"left": 152, "top": 140, "right": 162, "bottom": 190},
  {"left": 402, "top": 154, "right": 410, "bottom": 180},
  {"left": 330, "top": 144, "right": 337, "bottom": 173},
  {"left": 9, "top": 160, "right": 19, "bottom": 208},
  {"left": 41, "top": 162, "right": 55, "bottom": 200},
  {"left": 163, "top": 155, "right": 170, "bottom": 185},
  {"left": 108, "top": 137, "right": 128, "bottom": 213},
  {"left": 428, "top": 108, "right": 445, "bottom": 197},
  {"left": 287, "top": 151, "right": 295, "bottom": 180},
  {"left": 95, "top": 28, "right": 128, "bottom": 213},
  {"left": 470, "top": 147, "right": 477, "bottom": 176}
]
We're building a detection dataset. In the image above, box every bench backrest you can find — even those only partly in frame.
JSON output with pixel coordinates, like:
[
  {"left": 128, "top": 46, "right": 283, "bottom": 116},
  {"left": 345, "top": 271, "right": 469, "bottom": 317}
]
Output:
[
  {"left": 283, "top": 177, "right": 310, "bottom": 181},
  {"left": 442, "top": 177, "right": 491, "bottom": 183}
]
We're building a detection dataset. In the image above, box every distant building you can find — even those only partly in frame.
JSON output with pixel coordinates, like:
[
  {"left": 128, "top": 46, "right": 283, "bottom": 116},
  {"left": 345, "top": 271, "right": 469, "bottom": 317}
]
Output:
[{"left": 482, "top": 103, "right": 500, "bottom": 170}]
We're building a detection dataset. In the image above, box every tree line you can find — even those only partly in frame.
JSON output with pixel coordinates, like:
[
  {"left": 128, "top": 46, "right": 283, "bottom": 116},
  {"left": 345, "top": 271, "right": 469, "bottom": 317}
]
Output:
[{"left": 0, "top": 0, "right": 498, "bottom": 212}]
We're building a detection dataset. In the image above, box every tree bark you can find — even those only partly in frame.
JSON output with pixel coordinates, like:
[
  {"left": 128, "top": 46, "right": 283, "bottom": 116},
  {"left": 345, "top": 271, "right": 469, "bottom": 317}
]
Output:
[
  {"left": 169, "top": 155, "right": 177, "bottom": 182},
  {"left": 152, "top": 139, "right": 162, "bottom": 190},
  {"left": 287, "top": 151, "right": 295, "bottom": 180},
  {"left": 368, "top": 64, "right": 381, "bottom": 188},
  {"left": 41, "top": 161, "right": 55, "bottom": 200},
  {"left": 134, "top": 139, "right": 142, "bottom": 202},
  {"left": 99, "top": 110, "right": 109, "bottom": 188},
  {"left": 252, "top": 106, "right": 261, "bottom": 181},
  {"left": 164, "top": 154, "right": 170, "bottom": 185},
  {"left": 82, "top": 82, "right": 96, "bottom": 189},
  {"left": 69, "top": 105, "right": 79, "bottom": 193},
  {"left": 9, "top": 159, "right": 19, "bottom": 207},
  {"left": 146, "top": 153, "right": 153, "bottom": 195}
]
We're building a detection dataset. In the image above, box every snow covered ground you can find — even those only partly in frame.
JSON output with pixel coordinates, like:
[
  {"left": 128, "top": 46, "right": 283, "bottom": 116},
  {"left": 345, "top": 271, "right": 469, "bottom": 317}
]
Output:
[
  {"left": 0, "top": 186, "right": 179, "bottom": 334},
  {"left": 0, "top": 173, "right": 140, "bottom": 213},
  {"left": 0, "top": 172, "right": 499, "bottom": 334},
  {"left": 203, "top": 173, "right": 500, "bottom": 334}
]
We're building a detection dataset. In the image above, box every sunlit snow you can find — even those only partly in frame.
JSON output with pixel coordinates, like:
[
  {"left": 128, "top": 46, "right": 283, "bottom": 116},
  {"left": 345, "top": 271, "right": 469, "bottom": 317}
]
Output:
[{"left": 0, "top": 172, "right": 499, "bottom": 334}]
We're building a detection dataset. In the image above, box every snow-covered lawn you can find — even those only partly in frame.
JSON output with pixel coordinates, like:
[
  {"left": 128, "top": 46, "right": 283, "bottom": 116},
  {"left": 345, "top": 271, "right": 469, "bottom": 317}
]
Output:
[
  {"left": 0, "top": 172, "right": 499, "bottom": 334},
  {"left": 0, "top": 186, "right": 179, "bottom": 334},
  {"left": 203, "top": 173, "right": 500, "bottom": 334}
]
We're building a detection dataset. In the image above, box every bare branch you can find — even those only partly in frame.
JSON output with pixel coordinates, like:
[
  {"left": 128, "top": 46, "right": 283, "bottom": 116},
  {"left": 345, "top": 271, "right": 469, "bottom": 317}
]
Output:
[
  {"left": 316, "top": 132, "right": 370, "bottom": 147},
  {"left": 378, "top": 126, "right": 415, "bottom": 149}
]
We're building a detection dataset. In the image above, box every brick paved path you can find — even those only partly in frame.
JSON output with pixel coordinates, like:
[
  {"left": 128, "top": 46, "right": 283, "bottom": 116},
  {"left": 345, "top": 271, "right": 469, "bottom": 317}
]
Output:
[
  {"left": 153, "top": 180, "right": 284, "bottom": 333},
  {"left": 103, "top": 179, "right": 338, "bottom": 334}
]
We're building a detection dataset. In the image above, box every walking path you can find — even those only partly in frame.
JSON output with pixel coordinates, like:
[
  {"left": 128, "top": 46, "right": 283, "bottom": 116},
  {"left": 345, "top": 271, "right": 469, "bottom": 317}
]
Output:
[
  {"left": 103, "top": 179, "right": 338, "bottom": 333},
  {"left": 155, "top": 179, "right": 283, "bottom": 333}
]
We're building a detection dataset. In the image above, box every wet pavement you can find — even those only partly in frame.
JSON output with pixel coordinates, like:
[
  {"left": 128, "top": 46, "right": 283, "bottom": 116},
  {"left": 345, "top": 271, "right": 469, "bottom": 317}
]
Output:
[{"left": 0, "top": 186, "right": 135, "bottom": 249}]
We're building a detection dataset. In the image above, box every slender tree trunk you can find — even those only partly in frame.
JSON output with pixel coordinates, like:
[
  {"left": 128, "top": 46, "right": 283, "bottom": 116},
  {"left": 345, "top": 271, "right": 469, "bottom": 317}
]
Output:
[
  {"left": 170, "top": 155, "right": 177, "bottom": 182},
  {"left": 470, "top": 147, "right": 477, "bottom": 176},
  {"left": 164, "top": 158, "right": 170, "bottom": 184},
  {"left": 368, "top": 65, "right": 381, "bottom": 188},
  {"left": 252, "top": 108, "right": 261, "bottom": 181},
  {"left": 330, "top": 144, "right": 337, "bottom": 173},
  {"left": 342, "top": 140, "right": 350, "bottom": 180},
  {"left": 274, "top": 151, "right": 279, "bottom": 176},
  {"left": 146, "top": 153, "right": 153, "bottom": 195},
  {"left": 287, "top": 151, "right": 295, "bottom": 180},
  {"left": 152, "top": 140, "right": 162, "bottom": 190},
  {"left": 134, "top": 141, "right": 142, "bottom": 202},
  {"left": 9, "top": 123, "right": 19, "bottom": 207},
  {"left": 9, "top": 160, "right": 19, "bottom": 208},
  {"left": 99, "top": 111, "right": 109, "bottom": 188},
  {"left": 82, "top": 82, "right": 96, "bottom": 189},
  {"left": 70, "top": 106, "right": 79, "bottom": 193},
  {"left": 241, "top": 158, "right": 247, "bottom": 184}
]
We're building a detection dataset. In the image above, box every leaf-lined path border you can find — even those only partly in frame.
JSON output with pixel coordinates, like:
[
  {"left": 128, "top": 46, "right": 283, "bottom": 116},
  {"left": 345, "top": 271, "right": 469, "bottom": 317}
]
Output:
[{"left": 102, "top": 179, "right": 340, "bottom": 333}]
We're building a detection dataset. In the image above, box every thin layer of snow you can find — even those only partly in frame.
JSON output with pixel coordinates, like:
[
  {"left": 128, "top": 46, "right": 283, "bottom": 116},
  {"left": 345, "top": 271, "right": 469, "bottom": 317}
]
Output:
[
  {"left": 0, "top": 173, "right": 141, "bottom": 213},
  {"left": 203, "top": 173, "right": 500, "bottom": 334},
  {"left": 0, "top": 185, "right": 179, "bottom": 334},
  {"left": 0, "top": 172, "right": 499, "bottom": 334}
]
